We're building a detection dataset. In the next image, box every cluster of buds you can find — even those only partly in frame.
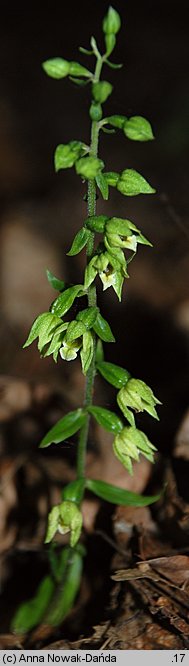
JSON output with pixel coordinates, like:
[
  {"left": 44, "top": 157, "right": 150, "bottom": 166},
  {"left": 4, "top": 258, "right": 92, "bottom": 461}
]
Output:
[
  {"left": 117, "top": 377, "right": 161, "bottom": 426},
  {"left": 113, "top": 426, "right": 157, "bottom": 475},
  {"left": 45, "top": 500, "right": 83, "bottom": 548}
]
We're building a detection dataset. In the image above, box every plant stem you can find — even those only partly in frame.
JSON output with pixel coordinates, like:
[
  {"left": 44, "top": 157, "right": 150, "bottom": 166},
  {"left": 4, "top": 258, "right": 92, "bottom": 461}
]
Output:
[{"left": 76, "top": 57, "right": 103, "bottom": 481}]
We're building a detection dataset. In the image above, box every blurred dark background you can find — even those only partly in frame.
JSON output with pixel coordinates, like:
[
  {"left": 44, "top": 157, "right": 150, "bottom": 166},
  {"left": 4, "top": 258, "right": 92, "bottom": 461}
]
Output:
[{"left": 0, "top": 0, "right": 189, "bottom": 450}]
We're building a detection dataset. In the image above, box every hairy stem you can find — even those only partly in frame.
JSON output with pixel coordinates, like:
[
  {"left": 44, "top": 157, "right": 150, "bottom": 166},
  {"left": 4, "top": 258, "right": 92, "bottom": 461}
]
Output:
[{"left": 76, "top": 58, "right": 103, "bottom": 481}]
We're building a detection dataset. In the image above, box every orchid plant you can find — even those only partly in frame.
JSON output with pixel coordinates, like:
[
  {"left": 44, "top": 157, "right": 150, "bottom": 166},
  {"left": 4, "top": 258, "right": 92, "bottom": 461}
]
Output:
[{"left": 12, "top": 7, "right": 161, "bottom": 633}]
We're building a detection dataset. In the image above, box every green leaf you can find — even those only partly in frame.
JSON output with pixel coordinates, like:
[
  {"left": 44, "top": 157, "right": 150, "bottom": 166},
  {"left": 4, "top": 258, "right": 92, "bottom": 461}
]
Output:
[
  {"left": 117, "top": 169, "right": 156, "bottom": 196},
  {"left": 105, "top": 114, "right": 126, "bottom": 129},
  {"left": 51, "top": 284, "right": 84, "bottom": 317},
  {"left": 76, "top": 306, "right": 99, "bottom": 329},
  {"left": 67, "top": 228, "right": 90, "bottom": 256},
  {"left": 11, "top": 575, "right": 54, "bottom": 633},
  {"left": 124, "top": 116, "right": 154, "bottom": 142},
  {"left": 102, "top": 7, "right": 121, "bottom": 35},
  {"left": 97, "top": 361, "right": 131, "bottom": 389},
  {"left": 92, "top": 81, "right": 113, "bottom": 104},
  {"left": 86, "top": 479, "right": 161, "bottom": 507},
  {"left": 46, "top": 269, "right": 65, "bottom": 291},
  {"left": 96, "top": 173, "right": 109, "bottom": 200},
  {"left": 23, "top": 313, "right": 62, "bottom": 352},
  {"left": 44, "top": 547, "right": 83, "bottom": 626},
  {"left": 69, "top": 61, "right": 92, "bottom": 78},
  {"left": 85, "top": 214, "right": 108, "bottom": 232},
  {"left": 88, "top": 406, "right": 123, "bottom": 434},
  {"left": 93, "top": 311, "right": 115, "bottom": 343},
  {"left": 39, "top": 408, "right": 86, "bottom": 448},
  {"left": 65, "top": 320, "right": 86, "bottom": 343},
  {"left": 80, "top": 331, "right": 94, "bottom": 375},
  {"left": 42, "top": 58, "right": 70, "bottom": 79},
  {"left": 62, "top": 479, "right": 85, "bottom": 504},
  {"left": 76, "top": 157, "right": 104, "bottom": 179}
]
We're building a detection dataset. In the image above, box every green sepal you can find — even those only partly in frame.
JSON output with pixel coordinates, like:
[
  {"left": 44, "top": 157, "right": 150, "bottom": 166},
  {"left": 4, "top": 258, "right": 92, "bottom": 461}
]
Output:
[
  {"left": 76, "top": 157, "right": 104, "bottom": 179},
  {"left": 104, "top": 114, "right": 126, "bottom": 129},
  {"left": 85, "top": 215, "right": 108, "bottom": 233},
  {"left": 96, "top": 173, "right": 109, "bottom": 200},
  {"left": 42, "top": 58, "right": 70, "bottom": 79},
  {"left": 97, "top": 361, "right": 131, "bottom": 389},
  {"left": 88, "top": 405, "right": 123, "bottom": 434},
  {"left": 39, "top": 408, "right": 86, "bottom": 448},
  {"left": 117, "top": 169, "right": 156, "bottom": 196},
  {"left": 76, "top": 306, "right": 99, "bottom": 329},
  {"left": 23, "top": 312, "right": 62, "bottom": 353},
  {"left": 11, "top": 575, "right": 55, "bottom": 634},
  {"left": 51, "top": 284, "right": 84, "bottom": 317},
  {"left": 92, "top": 81, "right": 113, "bottom": 104},
  {"left": 80, "top": 331, "right": 94, "bottom": 375},
  {"left": 117, "top": 392, "right": 136, "bottom": 427},
  {"left": 67, "top": 228, "right": 90, "bottom": 256},
  {"left": 86, "top": 479, "right": 161, "bottom": 507},
  {"left": 93, "top": 311, "right": 115, "bottom": 343},
  {"left": 136, "top": 233, "right": 153, "bottom": 247},
  {"left": 62, "top": 479, "right": 85, "bottom": 504},
  {"left": 102, "top": 7, "right": 121, "bottom": 35},
  {"left": 43, "top": 322, "right": 68, "bottom": 360},
  {"left": 124, "top": 116, "right": 154, "bottom": 142},
  {"left": 46, "top": 269, "right": 65, "bottom": 292},
  {"left": 84, "top": 259, "right": 98, "bottom": 289},
  {"left": 69, "top": 61, "right": 92, "bottom": 78},
  {"left": 104, "top": 171, "right": 119, "bottom": 187}
]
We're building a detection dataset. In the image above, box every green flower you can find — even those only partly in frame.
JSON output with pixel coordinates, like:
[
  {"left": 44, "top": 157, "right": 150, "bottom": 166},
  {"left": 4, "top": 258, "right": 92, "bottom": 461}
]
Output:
[
  {"left": 45, "top": 500, "right": 83, "bottom": 547},
  {"left": 113, "top": 426, "right": 157, "bottom": 475},
  {"left": 84, "top": 250, "right": 127, "bottom": 300},
  {"left": 117, "top": 378, "right": 161, "bottom": 424},
  {"left": 104, "top": 217, "right": 151, "bottom": 252},
  {"left": 59, "top": 321, "right": 94, "bottom": 374}
]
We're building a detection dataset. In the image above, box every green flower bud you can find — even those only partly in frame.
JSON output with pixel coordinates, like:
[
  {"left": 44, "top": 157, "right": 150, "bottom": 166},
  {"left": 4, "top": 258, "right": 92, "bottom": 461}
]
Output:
[
  {"left": 89, "top": 102, "right": 103, "bottom": 122},
  {"left": 42, "top": 58, "right": 70, "bottom": 79},
  {"left": 92, "top": 81, "right": 113, "bottom": 104},
  {"left": 85, "top": 215, "right": 108, "bottom": 233},
  {"left": 102, "top": 7, "right": 121, "bottom": 35},
  {"left": 76, "top": 157, "right": 104, "bottom": 179},
  {"left": 45, "top": 501, "right": 83, "bottom": 547}
]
